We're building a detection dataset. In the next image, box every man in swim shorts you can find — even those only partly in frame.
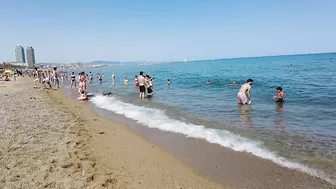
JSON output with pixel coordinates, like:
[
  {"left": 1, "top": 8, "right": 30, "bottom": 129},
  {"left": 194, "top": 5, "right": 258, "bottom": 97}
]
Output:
[
  {"left": 138, "top": 71, "right": 146, "bottom": 99},
  {"left": 237, "top": 78, "right": 253, "bottom": 105}
]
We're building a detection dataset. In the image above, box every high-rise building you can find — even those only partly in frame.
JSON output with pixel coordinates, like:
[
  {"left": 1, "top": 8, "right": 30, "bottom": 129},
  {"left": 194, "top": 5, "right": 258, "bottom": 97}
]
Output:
[
  {"left": 26, "top": 46, "right": 36, "bottom": 68},
  {"left": 15, "top": 45, "right": 26, "bottom": 63}
]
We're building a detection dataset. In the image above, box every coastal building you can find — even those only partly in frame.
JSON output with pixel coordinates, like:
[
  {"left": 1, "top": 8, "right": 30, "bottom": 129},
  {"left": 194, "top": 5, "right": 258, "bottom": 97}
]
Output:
[
  {"left": 15, "top": 45, "right": 26, "bottom": 63},
  {"left": 26, "top": 46, "right": 36, "bottom": 68},
  {"left": 9, "top": 62, "right": 27, "bottom": 67}
]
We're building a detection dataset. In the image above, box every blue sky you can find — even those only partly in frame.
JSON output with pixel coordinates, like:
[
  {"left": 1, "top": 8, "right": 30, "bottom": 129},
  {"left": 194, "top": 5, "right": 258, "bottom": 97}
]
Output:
[{"left": 0, "top": 0, "right": 335, "bottom": 63}]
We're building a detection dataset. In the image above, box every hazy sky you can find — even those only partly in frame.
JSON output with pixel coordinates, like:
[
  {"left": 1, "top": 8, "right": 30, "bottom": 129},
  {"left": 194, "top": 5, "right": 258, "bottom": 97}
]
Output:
[{"left": 1, "top": 0, "right": 335, "bottom": 63}]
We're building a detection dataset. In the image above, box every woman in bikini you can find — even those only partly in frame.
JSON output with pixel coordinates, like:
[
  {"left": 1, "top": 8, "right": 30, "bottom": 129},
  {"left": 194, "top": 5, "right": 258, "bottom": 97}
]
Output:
[
  {"left": 97, "top": 73, "right": 103, "bottom": 84},
  {"left": 70, "top": 72, "right": 76, "bottom": 88}
]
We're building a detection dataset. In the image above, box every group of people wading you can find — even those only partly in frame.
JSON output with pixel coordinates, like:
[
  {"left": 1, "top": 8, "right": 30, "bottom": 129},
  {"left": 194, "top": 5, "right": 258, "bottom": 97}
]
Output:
[
  {"left": 67, "top": 70, "right": 154, "bottom": 100},
  {"left": 135, "top": 71, "right": 154, "bottom": 99}
]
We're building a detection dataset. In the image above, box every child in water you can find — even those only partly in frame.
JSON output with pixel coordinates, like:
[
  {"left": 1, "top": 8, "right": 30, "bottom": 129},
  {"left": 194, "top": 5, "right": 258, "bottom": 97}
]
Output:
[
  {"left": 166, "top": 79, "right": 170, "bottom": 85},
  {"left": 274, "top": 87, "right": 284, "bottom": 102},
  {"left": 206, "top": 80, "right": 211, "bottom": 84},
  {"left": 124, "top": 77, "right": 129, "bottom": 86}
]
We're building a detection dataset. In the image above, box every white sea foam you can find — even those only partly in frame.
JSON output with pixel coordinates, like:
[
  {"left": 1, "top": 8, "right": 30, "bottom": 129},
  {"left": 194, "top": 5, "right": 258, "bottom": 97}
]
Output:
[{"left": 90, "top": 95, "right": 334, "bottom": 184}]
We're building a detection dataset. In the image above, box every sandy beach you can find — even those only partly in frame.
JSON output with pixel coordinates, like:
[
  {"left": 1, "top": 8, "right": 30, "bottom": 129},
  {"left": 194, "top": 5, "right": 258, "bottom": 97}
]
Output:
[
  {"left": 0, "top": 78, "right": 226, "bottom": 188},
  {"left": 1, "top": 77, "right": 335, "bottom": 189}
]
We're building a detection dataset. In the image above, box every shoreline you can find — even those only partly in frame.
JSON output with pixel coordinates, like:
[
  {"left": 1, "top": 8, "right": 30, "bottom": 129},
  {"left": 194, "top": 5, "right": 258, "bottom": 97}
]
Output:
[
  {"left": 0, "top": 78, "right": 225, "bottom": 189},
  {"left": 88, "top": 96, "right": 336, "bottom": 189},
  {"left": 65, "top": 83, "right": 335, "bottom": 188},
  {"left": 1, "top": 77, "right": 335, "bottom": 189},
  {"left": 50, "top": 84, "right": 229, "bottom": 189}
]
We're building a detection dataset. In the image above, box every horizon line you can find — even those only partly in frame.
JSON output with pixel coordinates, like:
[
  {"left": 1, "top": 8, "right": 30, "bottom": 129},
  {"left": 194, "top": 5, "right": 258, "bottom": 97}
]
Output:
[{"left": 3, "top": 51, "right": 335, "bottom": 64}]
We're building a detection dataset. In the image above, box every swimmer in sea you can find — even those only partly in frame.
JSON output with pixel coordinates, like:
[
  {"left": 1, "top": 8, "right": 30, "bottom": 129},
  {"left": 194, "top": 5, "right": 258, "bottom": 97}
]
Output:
[
  {"left": 237, "top": 78, "right": 253, "bottom": 105},
  {"left": 229, "top": 81, "right": 237, "bottom": 86},
  {"left": 206, "top": 80, "right": 211, "bottom": 84},
  {"left": 273, "top": 87, "right": 285, "bottom": 103},
  {"left": 166, "top": 79, "right": 171, "bottom": 85}
]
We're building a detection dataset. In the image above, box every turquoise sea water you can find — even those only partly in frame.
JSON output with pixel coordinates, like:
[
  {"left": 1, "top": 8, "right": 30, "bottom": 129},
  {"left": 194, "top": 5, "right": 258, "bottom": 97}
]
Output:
[{"left": 72, "top": 53, "right": 336, "bottom": 182}]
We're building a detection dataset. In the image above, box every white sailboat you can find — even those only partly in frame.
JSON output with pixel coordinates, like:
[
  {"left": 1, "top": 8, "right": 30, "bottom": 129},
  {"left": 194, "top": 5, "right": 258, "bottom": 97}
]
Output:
[{"left": 184, "top": 58, "right": 187, "bottom": 62}]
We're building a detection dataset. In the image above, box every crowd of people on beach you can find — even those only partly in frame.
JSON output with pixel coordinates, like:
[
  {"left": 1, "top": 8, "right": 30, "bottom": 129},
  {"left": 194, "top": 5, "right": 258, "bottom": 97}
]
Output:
[
  {"left": 1, "top": 66, "right": 285, "bottom": 105},
  {"left": 0, "top": 68, "right": 24, "bottom": 82}
]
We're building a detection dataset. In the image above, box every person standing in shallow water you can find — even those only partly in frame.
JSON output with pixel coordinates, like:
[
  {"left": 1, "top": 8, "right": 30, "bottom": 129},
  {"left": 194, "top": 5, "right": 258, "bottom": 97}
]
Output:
[
  {"left": 237, "top": 78, "right": 253, "bottom": 105},
  {"left": 274, "top": 87, "right": 285, "bottom": 103},
  {"left": 112, "top": 72, "right": 115, "bottom": 82},
  {"left": 70, "top": 72, "right": 76, "bottom": 88},
  {"left": 97, "top": 73, "right": 102, "bottom": 84},
  {"left": 138, "top": 71, "right": 146, "bottom": 99}
]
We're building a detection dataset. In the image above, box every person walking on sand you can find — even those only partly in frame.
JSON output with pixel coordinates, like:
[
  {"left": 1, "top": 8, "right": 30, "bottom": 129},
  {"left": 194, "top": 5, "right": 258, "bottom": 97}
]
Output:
[
  {"left": 237, "top": 78, "right": 253, "bottom": 105},
  {"left": 138, "top": 71, "right": 146, "bottom": 99}
]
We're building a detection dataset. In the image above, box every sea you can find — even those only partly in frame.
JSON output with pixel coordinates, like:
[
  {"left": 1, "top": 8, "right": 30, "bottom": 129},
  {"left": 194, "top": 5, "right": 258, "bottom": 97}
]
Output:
[{"left": 67, "top": 53, "right": 336, "bottom": 183}]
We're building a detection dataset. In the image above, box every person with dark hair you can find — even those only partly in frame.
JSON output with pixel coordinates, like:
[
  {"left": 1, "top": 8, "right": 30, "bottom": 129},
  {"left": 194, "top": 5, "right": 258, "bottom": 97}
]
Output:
[
  {"left": 41, "top": 72, "right": 52, "bottom": 89},
  {"left": 134, "top": 75, "right": 139, "bottom": 87},
  {"left": 138, "top": 71, "right": 146, "bottom": 98},
  {"left": 70, "top": 71, "right": 76, "bottom": 88},
  {"left": 166, "top": 79, "right": 170, "bottom": 85},
  {"left": 124, "top": 77, "right": 129, "bottom": 87},
  {"left": 237, "top": 78, "right": 254, "bottom": 105},
  {"left": 274, "top": 87, "right": 285, "bottom": 102},
  {"left": 97, "top": 73, "right": 103, "bottom": 84},
  {"left": 88, "top": 72, "right": 93, "bottom": 83},
  {"left": 146, "top": 75, "right": 154, "bottom": 96}
]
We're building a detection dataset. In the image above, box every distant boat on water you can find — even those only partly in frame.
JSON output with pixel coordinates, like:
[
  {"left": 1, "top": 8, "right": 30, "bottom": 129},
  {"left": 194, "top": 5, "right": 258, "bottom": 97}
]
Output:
[{"left": 184, "top": 58, "right": 187, "bottom": 62}]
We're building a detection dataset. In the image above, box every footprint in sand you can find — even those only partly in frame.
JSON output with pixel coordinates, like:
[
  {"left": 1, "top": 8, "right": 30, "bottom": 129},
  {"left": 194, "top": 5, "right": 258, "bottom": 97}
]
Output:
[
  {"left": 102, "top": 178, "right": 117, "bottom": 187},
  {"left": 61, "top": 163, "right": 74, "bottom": 169}
]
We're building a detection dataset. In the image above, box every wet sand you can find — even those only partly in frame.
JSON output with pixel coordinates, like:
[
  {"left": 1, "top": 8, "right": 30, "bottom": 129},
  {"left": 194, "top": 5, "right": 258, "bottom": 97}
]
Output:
[
  {"left": 0, "top": 77, "right": 226, "bottom": 188},
  {"left": 92, "top": 105, "right": 336, "bottom": 189}
]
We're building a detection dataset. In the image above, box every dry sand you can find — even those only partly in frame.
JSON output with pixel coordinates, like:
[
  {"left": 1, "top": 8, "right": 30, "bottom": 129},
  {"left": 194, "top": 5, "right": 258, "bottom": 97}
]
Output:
[{"left": 0, "top": 78, "right": 226, "bottom": 189}]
